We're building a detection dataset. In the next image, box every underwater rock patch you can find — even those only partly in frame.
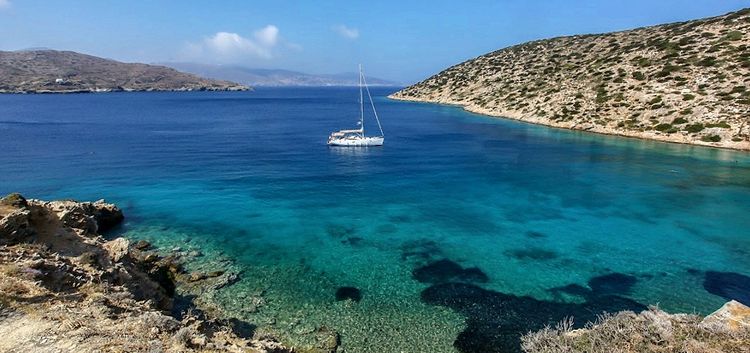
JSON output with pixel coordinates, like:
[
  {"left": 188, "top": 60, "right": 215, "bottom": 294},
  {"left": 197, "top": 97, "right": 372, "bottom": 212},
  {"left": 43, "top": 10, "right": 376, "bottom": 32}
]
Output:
[
  {"left": 421, "top": 282, "right": 646, "bottom": 353},
  {"left": 326, "top": 223, "right": 357, "bottom": 238},
  {"left": 588, "top": 272, "right": 638, "bottom": 296},
  {"left": 505, "top": 247, "right": 558, "bottom": 261},
  {"left": 412, "top": 259, "right": 489, "bottom": 284},
  {"left": 548, "top": 272, "right": 638, "bottom": 300},
  {"left": 376, "top": 223, "right": 398, "bottom": 234},
  {"left": 703, "top": 271, "right": 750, "bottom": 306},
  {"left": 525, "top": 231, "right": 546, "bottom": 239},
  {"left": 388, "top": 214, "right": 413, "bottom": 223},
  {"left": 400, "top": 238, "right": 442, "bottom": 261},
  {"left": 335, "top": 286, "right": 362, "bottom": 302},
  {"left": 340, "top": 236, "right": 363, "bottom": 246}
]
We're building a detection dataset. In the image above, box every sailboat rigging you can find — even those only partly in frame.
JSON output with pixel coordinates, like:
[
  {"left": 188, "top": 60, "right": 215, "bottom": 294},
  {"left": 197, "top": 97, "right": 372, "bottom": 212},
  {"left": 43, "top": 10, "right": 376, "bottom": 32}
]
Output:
[{"left": 327, "top": 65, "right": 384, "bottom": 146}]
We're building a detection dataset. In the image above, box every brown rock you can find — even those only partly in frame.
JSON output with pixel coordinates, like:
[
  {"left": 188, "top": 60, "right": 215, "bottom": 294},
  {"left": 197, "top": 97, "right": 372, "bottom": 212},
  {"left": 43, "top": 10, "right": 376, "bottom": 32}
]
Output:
[
  {"left": 91, "top": 199, "right": 124, "bottom": 232},
  {"left": 316, "top": 326, "right": 340, "bottom": 353},
  {"left": 188, "top": 272, "right": 209, "bottom": 282},
  {"left": 104, "top": 237, "right": 130, "bottom": 262},
  {"left": 700, "top": 300, "right": 750, "bottom": 332},
  {"left": 1, "top": 193, "right": 28, "bottom": 208},
  {"left": 0, "top": 209, "right": 33, "bottom": 243},
  {"left": 133, "top": 240, "right": 152, "bottom": 250}
]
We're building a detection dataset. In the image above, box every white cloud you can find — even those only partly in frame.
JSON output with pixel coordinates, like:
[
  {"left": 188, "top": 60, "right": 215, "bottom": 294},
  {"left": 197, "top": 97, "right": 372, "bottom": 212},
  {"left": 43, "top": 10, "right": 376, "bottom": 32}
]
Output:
[
  {"left": 253, "top": 25, "right": 279, "bottom": 47},
  {"left": 332, "top": 25, "right": 359, "bottom": 40},
  {"left": 182, "top": 25, "right": 281, "bottom": 63},
  {"left": 0, "top": 0, "right": 11, "bottom": 10}
]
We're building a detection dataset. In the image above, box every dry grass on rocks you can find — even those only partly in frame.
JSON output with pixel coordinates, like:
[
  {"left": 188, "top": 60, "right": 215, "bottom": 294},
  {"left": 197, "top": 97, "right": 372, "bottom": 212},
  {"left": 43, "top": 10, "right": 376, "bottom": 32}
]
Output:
[{"left": 521, "top": 306, "right": 750, "bottom": 353}]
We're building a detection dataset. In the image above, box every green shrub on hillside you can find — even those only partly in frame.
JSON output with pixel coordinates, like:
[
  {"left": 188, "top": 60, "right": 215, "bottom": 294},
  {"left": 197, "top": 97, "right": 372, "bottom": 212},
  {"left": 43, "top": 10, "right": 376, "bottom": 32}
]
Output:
[
  {"left": 696, "top": 56, "right": 718, "bottom": 67},
  {"left": 706, "top": 121, "right": 731, "bottom": 128},
  {"left": 672, "top": 117, "right": 688, "bottom": 124},
  {"left": 654, "top": 123, "right": 673, "bottom": 131},
  {"left": 648, "top": 96, "right": 663, "bottom": 105},
  {"left": 701, "top": 135, "right": 722, "bottom": 142},
  {"left": 683, "top": 94, "right": 696, "bottom": 100},
  {"left": 685, "top": 123, "right": 705, "bottom": 133},
  {"left": 725, "top": 30, "right": 743, "bottom": 41}
]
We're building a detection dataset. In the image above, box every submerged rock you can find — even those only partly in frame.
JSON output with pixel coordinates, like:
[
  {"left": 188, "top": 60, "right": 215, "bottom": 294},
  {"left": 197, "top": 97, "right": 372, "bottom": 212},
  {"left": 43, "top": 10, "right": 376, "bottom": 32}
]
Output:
[
  {"left": 703, "top": 271, "right": 750, "bottom": 305},
  {"left": 335, "top": 286, "right": 362, "bottom": 302},
  {"left": 133, "top": 239, "right": 152, "bottom": 250},
  {"left": 412, "top": 259, "right": 489, "bottom": 284},
  {"left": 421, "top": 281, "right": 646, "bottom": 353},
  {"left": 315, "top": 326, "right": 341, "bottom": 353}
]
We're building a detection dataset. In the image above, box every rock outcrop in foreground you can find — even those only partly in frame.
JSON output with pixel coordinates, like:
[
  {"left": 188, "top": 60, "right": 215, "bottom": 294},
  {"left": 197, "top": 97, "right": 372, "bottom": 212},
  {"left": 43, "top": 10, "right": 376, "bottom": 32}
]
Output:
[
  {"left": 522, "top": 301, "right": 750, "bottom": 353},
  {"left": 391, "top": 8, "right": 750, "bottom": 150},
  {"left": 0, "top": 193, "right": 288, "bottom": 353},
  {"left": 0, "top": 50, "right": 249, "bottom": 93}
]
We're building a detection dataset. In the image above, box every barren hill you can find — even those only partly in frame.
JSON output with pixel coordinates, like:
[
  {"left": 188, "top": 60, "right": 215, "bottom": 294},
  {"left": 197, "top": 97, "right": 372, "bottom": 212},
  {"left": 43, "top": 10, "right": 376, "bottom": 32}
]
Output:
[
  {"left": 391, "top": 9, "right": 750, "bottom": 150},
  {"left": 0, "top": 50, "right": 248, "bottom": 93}
]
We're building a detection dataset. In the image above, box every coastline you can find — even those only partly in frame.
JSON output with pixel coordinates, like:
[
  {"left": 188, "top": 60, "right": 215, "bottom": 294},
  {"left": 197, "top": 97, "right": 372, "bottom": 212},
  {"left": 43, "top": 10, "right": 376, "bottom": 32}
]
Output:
[{"left": 388, "top": 94, "right": 750, "bottom": 152}]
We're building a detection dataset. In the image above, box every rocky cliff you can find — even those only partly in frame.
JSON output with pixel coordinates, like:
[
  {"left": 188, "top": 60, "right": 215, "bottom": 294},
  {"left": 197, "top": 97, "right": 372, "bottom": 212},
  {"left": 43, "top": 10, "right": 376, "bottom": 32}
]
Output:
[
  {"left": 391, "top": 8, "right": 750, "bottom": 150},
  {"left": 0, "top": 50, "right": 248, "bottom": 93},
  {"left": 0, "top": 193, "right": 288, "bottom": 353}
]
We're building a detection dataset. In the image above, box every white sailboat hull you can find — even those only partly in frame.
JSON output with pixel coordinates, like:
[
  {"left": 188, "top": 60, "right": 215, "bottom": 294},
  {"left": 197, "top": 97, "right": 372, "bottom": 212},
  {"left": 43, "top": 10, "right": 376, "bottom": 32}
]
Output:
[{"left": 328, "top": 136, "right": 384, "bottom": 147}]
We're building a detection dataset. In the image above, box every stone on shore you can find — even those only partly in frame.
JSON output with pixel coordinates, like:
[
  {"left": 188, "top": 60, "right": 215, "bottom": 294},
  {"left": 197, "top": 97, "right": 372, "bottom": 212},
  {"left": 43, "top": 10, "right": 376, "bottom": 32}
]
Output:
[{"left": 700, "top": 300, "right": 750, "bottom": 332}]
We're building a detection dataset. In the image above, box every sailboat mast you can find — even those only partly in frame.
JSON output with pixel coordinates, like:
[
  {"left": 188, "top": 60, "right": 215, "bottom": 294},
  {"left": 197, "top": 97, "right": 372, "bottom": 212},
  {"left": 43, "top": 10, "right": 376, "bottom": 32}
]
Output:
[{"left": 359, "top": 64, "right": 364, "bottom": 136}]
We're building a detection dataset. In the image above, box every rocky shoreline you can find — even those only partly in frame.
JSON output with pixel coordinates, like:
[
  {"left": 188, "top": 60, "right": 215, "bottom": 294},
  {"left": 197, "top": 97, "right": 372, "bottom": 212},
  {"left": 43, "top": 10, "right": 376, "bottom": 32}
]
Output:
[
  {"left": 389, "top": 95, "right": 750, "bottom": 151},
  {"left": 0, "top": 193, "right": 289, "bottom": 353},
  {"left": 2, "top": 193, "right": 748, "bottom": 353},
  {"left": 390, "top": 8, "right": 750, "bottom": 151}
]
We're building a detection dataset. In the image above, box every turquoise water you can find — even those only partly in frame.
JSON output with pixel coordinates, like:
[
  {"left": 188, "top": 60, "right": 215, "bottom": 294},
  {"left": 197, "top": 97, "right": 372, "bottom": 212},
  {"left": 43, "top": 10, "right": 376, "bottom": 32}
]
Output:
[{"left": 1, "top": 88, "right": 749, "bottom": 352}]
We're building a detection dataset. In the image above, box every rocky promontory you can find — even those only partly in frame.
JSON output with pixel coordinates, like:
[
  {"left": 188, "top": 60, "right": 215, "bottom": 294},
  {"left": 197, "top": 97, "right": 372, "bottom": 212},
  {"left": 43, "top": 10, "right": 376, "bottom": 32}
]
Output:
[
  {"left": 0, "top": 193, "right": 288, "bottom": 353},
  {"left": 391, "top": 8, "right": 750, "bottom": 150},
  {"left": 0, "top": 50, "right": 249, "bottom": 93}
]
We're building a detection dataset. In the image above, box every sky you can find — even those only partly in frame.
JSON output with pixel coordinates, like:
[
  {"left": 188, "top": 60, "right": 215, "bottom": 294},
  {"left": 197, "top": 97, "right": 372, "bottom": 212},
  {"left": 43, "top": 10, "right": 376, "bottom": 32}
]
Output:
[{"left": 1, "top": 0, "right": 748, "bottom": 83}]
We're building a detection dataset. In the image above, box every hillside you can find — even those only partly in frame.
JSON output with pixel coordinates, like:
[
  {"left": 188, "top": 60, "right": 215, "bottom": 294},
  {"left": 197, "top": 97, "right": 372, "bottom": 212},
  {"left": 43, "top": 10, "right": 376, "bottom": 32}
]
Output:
[
  {"left": 391, "top": 9, "right": 750, "bottom": 150},
  {"left": 162, "top": 62, "right": 401, "bottom": 87},
  {"left": 0, "top": 50, "right": 248, "bottom": 93}
]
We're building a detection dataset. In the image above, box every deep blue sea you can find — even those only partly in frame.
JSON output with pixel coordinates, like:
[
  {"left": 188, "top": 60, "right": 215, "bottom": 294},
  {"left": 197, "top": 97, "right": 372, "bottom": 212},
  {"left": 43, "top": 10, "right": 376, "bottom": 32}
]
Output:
[{"left": 2, "top": 88, "right": 750, "bottom": 353}]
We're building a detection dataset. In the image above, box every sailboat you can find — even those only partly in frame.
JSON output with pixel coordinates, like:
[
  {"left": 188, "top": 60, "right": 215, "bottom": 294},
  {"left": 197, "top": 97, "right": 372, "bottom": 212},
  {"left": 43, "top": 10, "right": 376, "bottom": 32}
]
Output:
[{"left": 327, "top": 65, "right": 384, "bottom": 146}]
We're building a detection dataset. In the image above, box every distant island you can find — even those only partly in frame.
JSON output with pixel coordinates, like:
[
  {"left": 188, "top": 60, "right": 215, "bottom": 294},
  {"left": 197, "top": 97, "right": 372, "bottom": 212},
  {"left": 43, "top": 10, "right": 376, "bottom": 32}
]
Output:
[
  {"left": 391, "top": 8, "right": 750, "bottom": 150},
  {"left": 0, "top": 50, "right": 248, "bottom": 93},
  {"left": 161, "top": 62, "right": 401, "bottom": 87}
]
